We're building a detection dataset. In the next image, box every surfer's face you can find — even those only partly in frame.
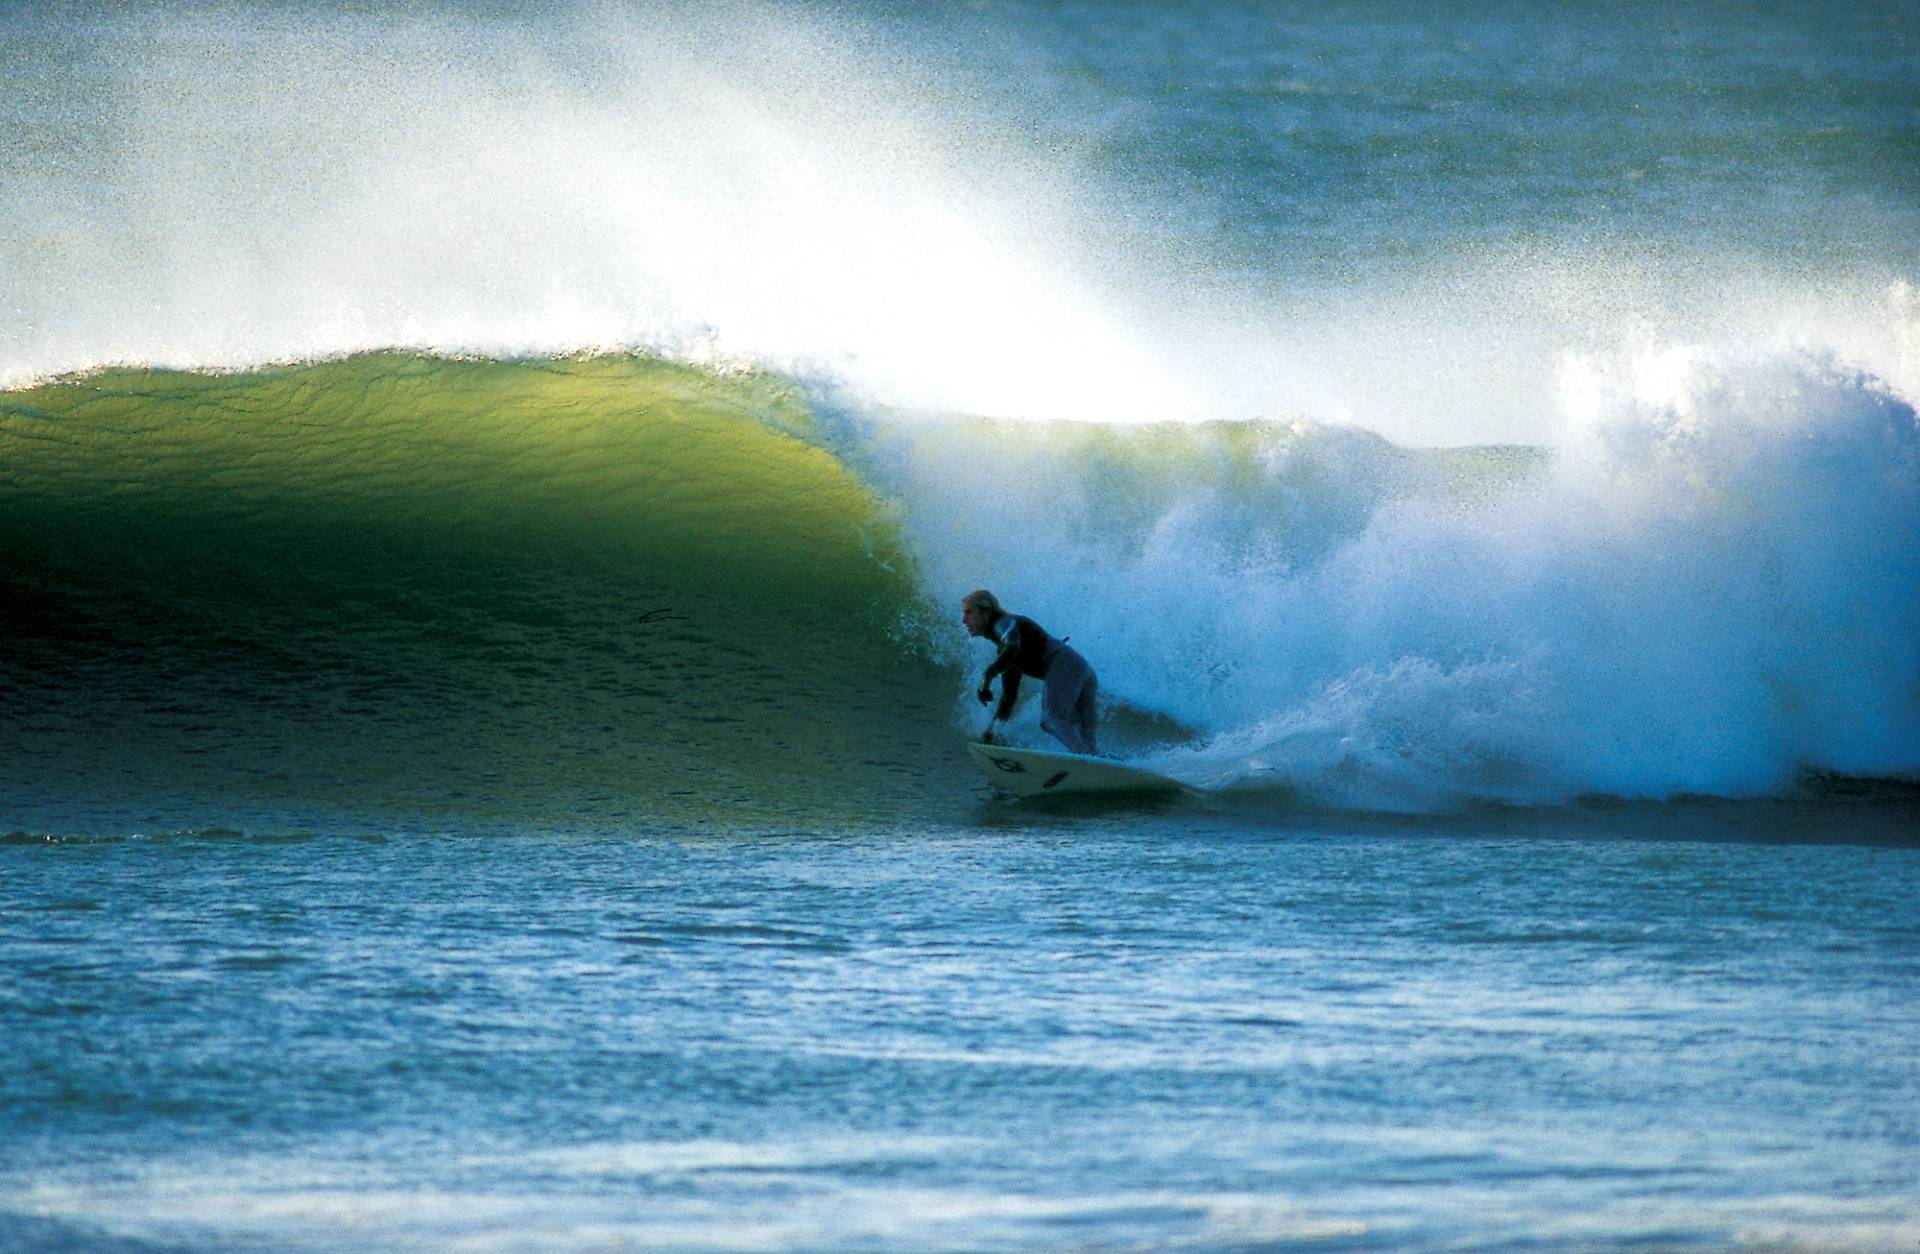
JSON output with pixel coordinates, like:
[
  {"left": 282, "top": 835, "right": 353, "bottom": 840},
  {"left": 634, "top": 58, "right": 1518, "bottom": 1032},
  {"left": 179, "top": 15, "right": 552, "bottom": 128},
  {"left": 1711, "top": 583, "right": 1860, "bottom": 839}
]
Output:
[{"left": 961, "top": 601, "right": 991, "bottom": 637}]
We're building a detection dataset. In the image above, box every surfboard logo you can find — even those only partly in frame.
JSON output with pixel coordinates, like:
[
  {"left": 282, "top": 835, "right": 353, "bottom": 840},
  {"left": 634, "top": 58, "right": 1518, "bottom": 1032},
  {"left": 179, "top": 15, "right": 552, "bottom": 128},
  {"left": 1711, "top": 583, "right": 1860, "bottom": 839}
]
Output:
[{"left": 986, "top": 756, "right": 1028, "bottom": 774}]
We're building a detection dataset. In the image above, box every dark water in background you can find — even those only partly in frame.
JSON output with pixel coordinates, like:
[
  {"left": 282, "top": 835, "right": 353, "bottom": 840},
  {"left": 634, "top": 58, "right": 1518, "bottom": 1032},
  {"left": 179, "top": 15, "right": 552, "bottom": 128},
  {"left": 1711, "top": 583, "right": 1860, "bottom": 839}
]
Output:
[{"left": 4, "top": 0, "right": 1919, "bottom": 1248}]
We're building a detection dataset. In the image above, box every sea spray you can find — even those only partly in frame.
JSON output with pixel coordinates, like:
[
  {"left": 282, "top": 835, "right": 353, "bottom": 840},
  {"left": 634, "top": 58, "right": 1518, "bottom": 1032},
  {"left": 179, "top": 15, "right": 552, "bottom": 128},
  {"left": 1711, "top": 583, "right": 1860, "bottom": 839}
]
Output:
[
  {"left": 0, "top": 2, "right": 1190, "bottom": 423},
  {"left": 872, "top": 346, "right": 1920, "bottom": 807},
  {"left": 8, "top": 4, "right": 1914, "bottom": 447}
]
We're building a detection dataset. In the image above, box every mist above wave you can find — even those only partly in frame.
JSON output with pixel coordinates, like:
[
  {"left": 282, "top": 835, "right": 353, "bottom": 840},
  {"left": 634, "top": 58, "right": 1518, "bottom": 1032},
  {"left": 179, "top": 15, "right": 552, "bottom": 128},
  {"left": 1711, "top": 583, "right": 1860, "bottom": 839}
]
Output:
[
  {"left": 5, "top": 2, "right": 1914, "bottom": 446},
  {"left": 0, "top": 2, "right": 1198, "bottom": 422}
]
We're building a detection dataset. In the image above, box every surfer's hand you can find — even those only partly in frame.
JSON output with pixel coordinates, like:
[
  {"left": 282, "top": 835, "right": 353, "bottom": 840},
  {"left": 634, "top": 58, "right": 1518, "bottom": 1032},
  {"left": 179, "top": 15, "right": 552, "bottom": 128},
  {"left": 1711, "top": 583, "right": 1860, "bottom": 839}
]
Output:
[{"left": 976, "top": 684, "right": 993, "bottom": 705}]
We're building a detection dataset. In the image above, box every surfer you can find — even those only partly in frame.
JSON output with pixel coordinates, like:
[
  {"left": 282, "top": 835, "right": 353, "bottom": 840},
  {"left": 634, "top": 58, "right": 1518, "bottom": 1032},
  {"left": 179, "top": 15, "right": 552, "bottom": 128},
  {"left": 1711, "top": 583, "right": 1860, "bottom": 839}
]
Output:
[{"left": 962, "top": 590, "right": 1099, "bottom": 755}]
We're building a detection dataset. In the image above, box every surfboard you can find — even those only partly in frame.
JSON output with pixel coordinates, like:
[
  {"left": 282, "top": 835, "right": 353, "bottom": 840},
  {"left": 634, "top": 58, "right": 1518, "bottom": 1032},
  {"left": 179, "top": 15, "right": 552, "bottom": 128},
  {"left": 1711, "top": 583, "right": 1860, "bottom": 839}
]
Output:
[{"left": 966, "top": 741, "right": 1186, "bottom": 798}]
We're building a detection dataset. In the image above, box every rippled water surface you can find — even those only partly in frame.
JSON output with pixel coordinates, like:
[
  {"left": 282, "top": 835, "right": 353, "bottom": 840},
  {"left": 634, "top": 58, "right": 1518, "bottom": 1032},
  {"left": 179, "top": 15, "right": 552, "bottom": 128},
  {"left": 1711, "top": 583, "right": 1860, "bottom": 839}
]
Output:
[{"left": 6, "top": 808, "right": 1917, "bottom": 1251}]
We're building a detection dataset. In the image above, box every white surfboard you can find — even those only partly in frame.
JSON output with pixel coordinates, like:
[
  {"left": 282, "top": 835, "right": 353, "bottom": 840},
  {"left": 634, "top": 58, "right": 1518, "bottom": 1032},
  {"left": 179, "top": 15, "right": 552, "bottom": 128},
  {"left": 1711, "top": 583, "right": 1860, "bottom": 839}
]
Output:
[{"left": 966, "top": 741, "right": 1186, "bottom": 798}]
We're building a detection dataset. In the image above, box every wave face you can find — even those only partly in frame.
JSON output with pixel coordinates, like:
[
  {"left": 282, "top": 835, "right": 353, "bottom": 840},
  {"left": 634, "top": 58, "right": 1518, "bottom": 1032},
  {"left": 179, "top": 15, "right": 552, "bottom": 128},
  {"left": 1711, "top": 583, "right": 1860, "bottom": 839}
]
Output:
[{"left": 0, "top": 356, "right": 960, "bottom": 829}]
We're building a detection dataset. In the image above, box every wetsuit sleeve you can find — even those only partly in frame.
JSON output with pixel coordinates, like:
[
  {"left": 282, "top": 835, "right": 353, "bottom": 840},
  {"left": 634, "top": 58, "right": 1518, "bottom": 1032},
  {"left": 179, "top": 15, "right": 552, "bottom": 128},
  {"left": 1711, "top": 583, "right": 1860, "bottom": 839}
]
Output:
[{"left": 993, "top": 671, "right": 1022, "bottom": 722}]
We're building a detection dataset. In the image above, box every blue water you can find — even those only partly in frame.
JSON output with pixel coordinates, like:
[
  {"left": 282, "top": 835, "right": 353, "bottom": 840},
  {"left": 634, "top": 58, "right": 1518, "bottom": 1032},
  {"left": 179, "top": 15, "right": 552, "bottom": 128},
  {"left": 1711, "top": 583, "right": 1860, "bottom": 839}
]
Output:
[
  {"left": 4, "top": 0, "right": 1919, "bottom": 1249},
  {"left": 7, "top": 813, "right": 1919, "bottom": 1251}
]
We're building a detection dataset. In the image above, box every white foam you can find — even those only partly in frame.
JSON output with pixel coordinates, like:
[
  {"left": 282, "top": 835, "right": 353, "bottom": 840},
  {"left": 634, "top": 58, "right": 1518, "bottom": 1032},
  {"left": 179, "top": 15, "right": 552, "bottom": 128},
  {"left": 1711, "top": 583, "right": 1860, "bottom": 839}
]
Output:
[{"left": 898, "top": 341, "right": 1920, "bottom": 806}]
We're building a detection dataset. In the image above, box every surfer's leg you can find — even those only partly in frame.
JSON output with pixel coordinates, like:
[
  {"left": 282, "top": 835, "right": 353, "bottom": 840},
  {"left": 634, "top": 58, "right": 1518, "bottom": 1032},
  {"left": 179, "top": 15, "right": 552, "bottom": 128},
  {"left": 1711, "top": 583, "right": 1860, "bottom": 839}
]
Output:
[
  {"left": 1041, "top": 650, "right": 1094, "bottom": 754},
  {"left": 1074, "top": 670, "right": 1099, "bottom": 755}
]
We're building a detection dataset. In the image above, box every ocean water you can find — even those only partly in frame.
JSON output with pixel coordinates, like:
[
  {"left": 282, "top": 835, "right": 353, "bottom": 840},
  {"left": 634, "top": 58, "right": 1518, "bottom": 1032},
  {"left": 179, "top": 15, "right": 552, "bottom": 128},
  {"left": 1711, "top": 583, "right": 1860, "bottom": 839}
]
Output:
[{"left": 4, "top": 1, "right": 1918, "bottom": 1250}]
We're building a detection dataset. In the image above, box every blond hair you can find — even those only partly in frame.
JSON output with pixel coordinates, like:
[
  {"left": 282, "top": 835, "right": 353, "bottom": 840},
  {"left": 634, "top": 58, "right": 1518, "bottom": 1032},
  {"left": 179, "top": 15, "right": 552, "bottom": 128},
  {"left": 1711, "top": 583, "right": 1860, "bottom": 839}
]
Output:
[{"left": 962, "top": 589, "right": 1001, "bottom": 615}]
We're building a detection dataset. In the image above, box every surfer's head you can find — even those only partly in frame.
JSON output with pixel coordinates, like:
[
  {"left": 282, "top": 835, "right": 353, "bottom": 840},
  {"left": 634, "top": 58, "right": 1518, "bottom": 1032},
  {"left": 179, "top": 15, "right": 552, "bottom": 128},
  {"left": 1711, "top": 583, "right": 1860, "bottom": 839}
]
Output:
[{"left": 961, "top": 589, "right": 1001, "bottom": 637}]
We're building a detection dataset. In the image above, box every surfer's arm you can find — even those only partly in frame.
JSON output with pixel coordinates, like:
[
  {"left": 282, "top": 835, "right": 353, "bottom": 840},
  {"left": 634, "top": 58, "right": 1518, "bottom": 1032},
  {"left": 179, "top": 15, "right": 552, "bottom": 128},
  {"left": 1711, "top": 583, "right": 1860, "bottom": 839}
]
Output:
[
  {"left": 992, "top": 670, "right": 1022, "bottom": 721},
  {"left": 979, "top": 620, "right": 1023, "bottom": 719}
]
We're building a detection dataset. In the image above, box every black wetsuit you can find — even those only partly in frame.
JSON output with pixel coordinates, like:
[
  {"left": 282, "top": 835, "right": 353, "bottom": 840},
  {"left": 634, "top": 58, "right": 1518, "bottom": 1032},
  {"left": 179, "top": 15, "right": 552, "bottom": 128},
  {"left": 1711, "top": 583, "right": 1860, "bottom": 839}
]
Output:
[
  {"left": 981, "top": 611, "right": 1099, "bottom": 755},
  {"left": 981, "top": 613, "right": 1054, "bottom": 722}
]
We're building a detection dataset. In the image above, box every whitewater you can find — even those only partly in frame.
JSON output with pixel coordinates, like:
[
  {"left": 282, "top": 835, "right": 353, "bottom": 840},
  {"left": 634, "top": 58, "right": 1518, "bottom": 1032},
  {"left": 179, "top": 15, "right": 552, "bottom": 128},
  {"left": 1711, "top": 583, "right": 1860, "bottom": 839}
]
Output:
[{"left": 4, "top": 1, "right": 1918, "bottom": 1250}]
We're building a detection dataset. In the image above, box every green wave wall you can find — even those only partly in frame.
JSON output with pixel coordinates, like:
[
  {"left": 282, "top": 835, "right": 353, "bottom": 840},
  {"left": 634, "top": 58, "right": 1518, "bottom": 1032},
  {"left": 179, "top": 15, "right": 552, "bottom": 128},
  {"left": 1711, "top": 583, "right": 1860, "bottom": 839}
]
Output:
[{"left": 1, "top": 354, "right": 966, "bottom": 831}]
